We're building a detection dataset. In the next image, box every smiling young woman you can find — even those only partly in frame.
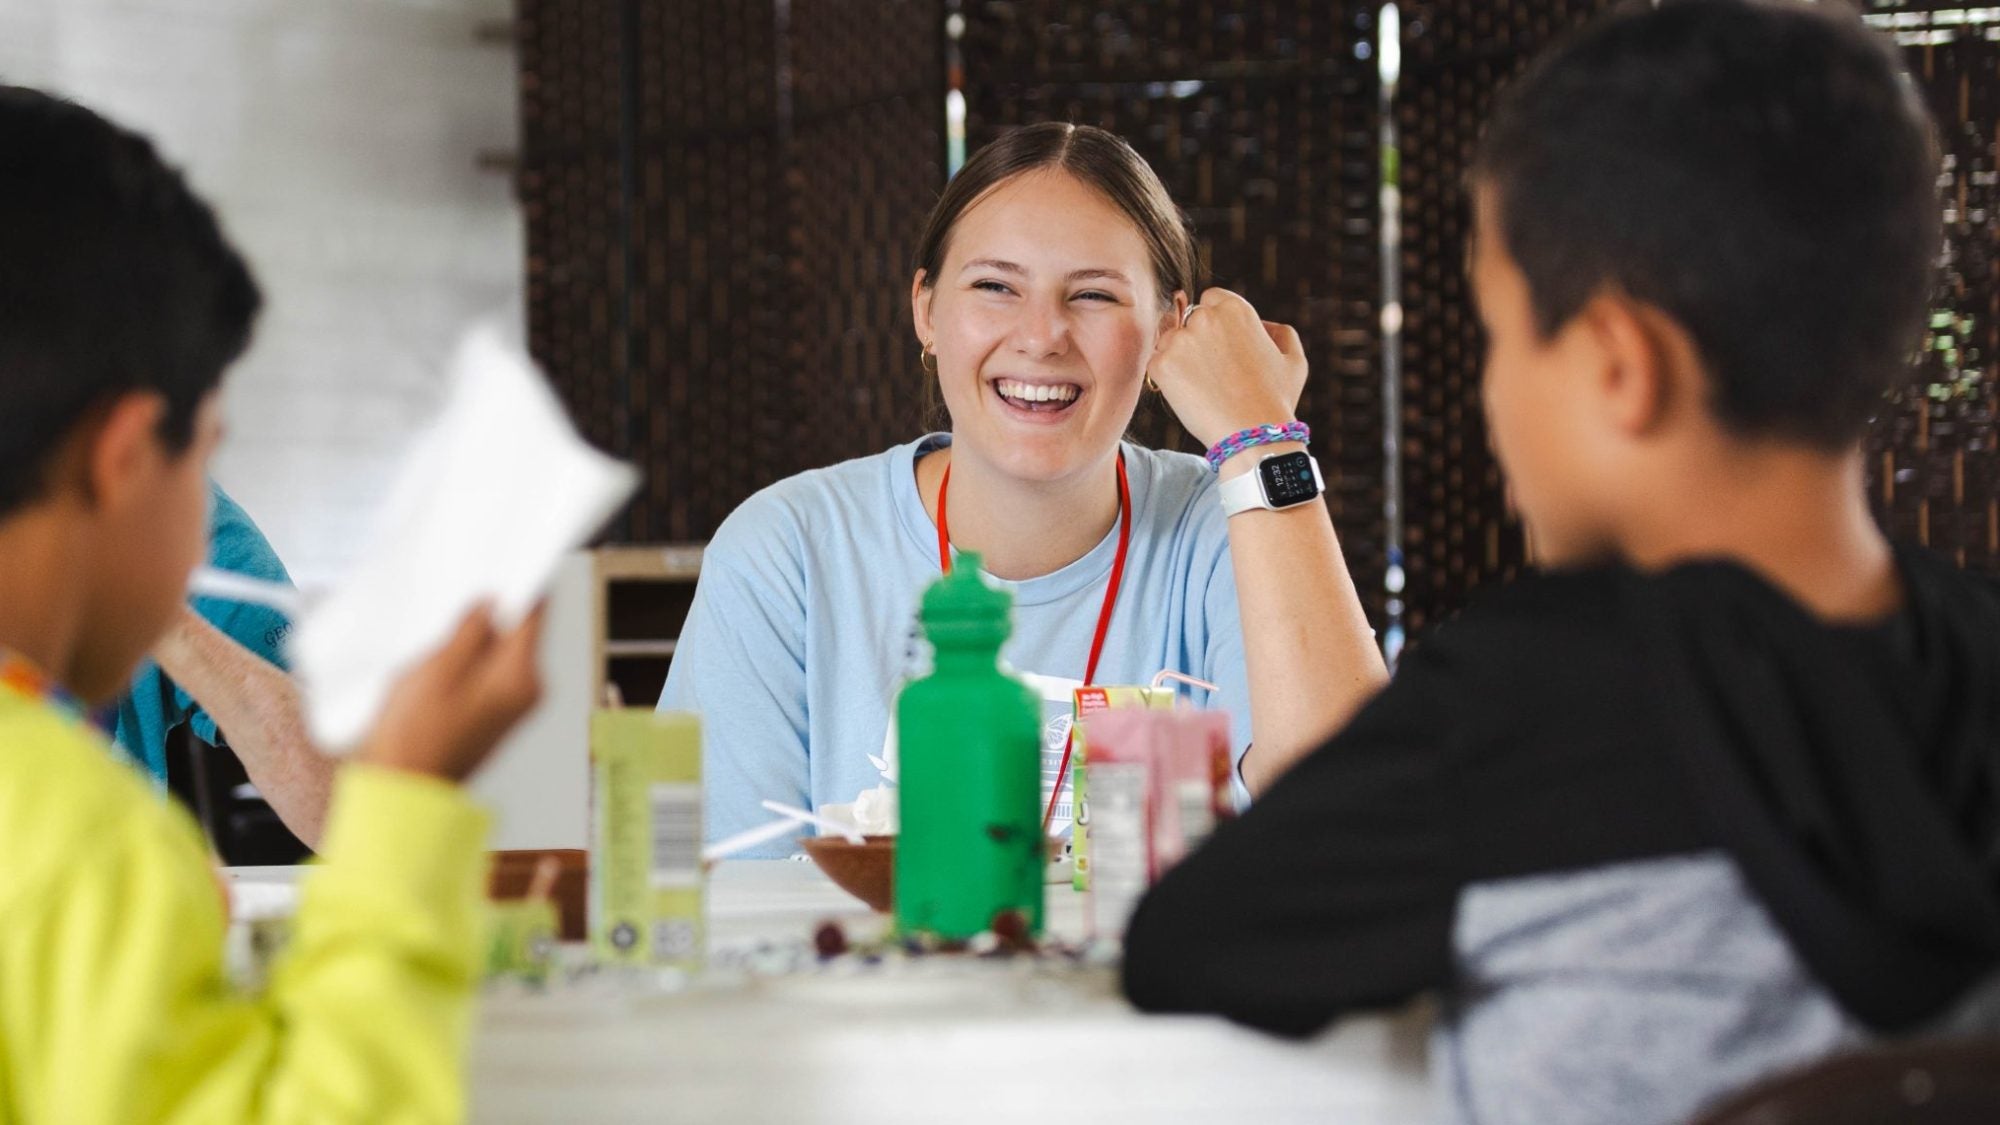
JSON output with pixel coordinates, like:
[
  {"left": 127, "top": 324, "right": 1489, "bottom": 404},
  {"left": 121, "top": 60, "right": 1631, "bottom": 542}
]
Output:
[{"left": 661, "top": 123, "right": 1386, "bottom": 856}]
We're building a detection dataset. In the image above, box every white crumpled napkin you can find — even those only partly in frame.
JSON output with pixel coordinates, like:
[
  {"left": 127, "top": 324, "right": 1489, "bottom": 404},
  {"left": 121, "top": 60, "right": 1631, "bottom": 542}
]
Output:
[{"left": 289, "top": 325, "right": 637, "bottom": 753}]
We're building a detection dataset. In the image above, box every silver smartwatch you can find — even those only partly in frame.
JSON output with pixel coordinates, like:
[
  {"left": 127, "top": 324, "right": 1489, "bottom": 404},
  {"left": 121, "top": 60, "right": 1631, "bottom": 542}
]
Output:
[{"left": 1219, "top": 450, "right": 1324, "bottom": 517}]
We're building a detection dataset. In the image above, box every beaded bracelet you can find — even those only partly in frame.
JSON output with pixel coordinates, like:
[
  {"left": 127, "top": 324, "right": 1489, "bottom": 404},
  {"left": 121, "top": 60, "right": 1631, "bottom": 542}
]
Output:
[{"left": 1205, "top": 421, "right": 1311, "bottom": 472}]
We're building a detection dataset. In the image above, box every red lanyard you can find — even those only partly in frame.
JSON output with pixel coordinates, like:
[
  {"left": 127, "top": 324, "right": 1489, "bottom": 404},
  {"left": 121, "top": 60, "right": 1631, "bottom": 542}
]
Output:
[{"left": 936, "top": 454, "right": 1132, "bottom": 832}]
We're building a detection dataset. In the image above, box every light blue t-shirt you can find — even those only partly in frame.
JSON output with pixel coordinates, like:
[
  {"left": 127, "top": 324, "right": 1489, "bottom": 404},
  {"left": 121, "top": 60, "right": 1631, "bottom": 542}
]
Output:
[
  {"left": 659, "top": 434, "right": 1252, "bottom": 858},
  {"left": 112, "top": 482, "right": 292, "bottom": 783}
]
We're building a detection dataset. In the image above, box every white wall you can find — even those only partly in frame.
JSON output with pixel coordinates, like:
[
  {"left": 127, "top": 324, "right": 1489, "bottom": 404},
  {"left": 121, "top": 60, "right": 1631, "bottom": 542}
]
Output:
[
  {"left": 471, "top": 550, "right": 593, "bottom": 850},
  {"left": 0, "top": 0, "right": 524, "bottom": 589}
]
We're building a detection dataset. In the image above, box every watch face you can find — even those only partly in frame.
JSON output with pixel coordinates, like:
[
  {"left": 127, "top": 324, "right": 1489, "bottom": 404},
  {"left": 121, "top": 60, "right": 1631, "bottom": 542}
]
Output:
[{"left": 1258, "top": 451, "right": 1320, "bottom": 508}]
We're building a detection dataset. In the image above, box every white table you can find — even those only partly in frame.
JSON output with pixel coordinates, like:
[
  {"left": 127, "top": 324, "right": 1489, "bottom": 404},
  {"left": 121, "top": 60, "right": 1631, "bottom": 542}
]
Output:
[
  {"left": 227, "top": 862, "right": 1434, "bottom": 1124},
  {"left": 468, "top": 861, "right": 1434, "bottom": 1124}
]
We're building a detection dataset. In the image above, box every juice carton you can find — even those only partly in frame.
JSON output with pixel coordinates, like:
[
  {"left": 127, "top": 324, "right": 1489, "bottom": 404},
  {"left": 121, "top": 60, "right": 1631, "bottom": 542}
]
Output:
[
  {"left": 1079, "top": 708, "right": 1236, "bottom": 939},
  {"left": 590, "top": 708, "right": 704, "bottom": 968},
  {"left": 1079, "top": 707, "right": 1167, "bottom": 939},
  {"left": 1070, "top": 685, "right": 1176, "bottom": 892},
  {"left": 1150, "top": 710, "right": 1234, "bottom": 874}
]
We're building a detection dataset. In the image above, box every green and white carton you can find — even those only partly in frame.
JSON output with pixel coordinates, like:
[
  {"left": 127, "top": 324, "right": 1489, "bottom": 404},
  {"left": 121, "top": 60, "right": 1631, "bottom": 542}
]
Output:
[{"left": 590, "top": 708, "right": 704, "bottom": 968}]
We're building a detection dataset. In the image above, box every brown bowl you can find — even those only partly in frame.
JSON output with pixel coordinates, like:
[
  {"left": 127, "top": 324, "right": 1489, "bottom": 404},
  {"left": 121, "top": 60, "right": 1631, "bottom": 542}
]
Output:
[{"left": 800, "top": 835, "right": 895, "bottom": 912}]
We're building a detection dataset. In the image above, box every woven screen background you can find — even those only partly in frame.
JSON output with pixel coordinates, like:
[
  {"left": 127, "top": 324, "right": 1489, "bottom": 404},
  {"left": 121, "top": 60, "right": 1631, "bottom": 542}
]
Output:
[
  {"left": 1872, "top": 24, "right": 2000, "bottom": 571},
  {"left": 518, "top": 0, "right": 631, "bottom": 523},
  {"left": 518, "top": 0, "right": 944, "bottom": 542},
  {"left": 1392, "top": 0, "right": 1613, "bottom": 633},
  {"left": 517, "top": 1, "right": 1995, "bottom": 618},
  {"left": 1392, "top": 0, "right": 2000, "bottom": 636},
  {"left": 957, "top": 0, "right": 1389, "bottom": 624}
]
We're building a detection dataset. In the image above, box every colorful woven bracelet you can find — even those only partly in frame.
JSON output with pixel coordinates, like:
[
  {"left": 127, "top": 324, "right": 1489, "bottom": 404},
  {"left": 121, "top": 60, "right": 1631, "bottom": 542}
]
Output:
[{"left": 1205, "top": 421, "right": 1311, "bottom": 472}]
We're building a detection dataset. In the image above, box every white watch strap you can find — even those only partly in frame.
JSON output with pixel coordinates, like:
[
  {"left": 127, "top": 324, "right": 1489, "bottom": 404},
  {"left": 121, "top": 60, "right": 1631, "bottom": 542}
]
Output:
[
  {"left": 1219, "top": 466, "right": 1269, "bottom": 516},
  {"left": 1219, "top": 453, "right": 1324, "bottom": 517}
]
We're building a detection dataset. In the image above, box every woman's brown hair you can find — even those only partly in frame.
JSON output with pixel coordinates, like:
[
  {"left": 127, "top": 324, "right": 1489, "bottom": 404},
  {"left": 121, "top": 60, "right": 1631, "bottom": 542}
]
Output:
[{"left": 914, "top": 122, "right": 1199, "bottom": 309}]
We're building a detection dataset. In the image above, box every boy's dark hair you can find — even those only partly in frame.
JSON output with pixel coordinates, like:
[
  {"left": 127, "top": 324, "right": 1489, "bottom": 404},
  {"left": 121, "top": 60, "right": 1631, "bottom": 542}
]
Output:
[
  {"left": 1472, "top": 0, "right": 1941, "bottom": 450},
  {"left": 0, "top": 86, "right": 260, "bottom": 517}
]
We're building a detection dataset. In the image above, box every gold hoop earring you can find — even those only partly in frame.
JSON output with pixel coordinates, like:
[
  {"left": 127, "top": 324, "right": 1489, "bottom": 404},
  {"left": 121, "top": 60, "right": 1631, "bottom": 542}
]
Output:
[{"left": 920, "top": 342, "right": 937, "bottom": 375}]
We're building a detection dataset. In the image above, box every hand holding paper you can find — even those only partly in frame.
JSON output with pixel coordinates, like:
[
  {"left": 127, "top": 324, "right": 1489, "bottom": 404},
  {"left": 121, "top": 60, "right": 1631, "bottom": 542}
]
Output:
[{"left": 356, "top": 603, "right": 547, "bottom": 782}]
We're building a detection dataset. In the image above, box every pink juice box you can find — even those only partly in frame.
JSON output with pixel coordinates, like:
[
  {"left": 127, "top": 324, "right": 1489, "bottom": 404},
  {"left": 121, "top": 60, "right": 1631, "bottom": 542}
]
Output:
[
  {"left": 1149, "top": 710, "right": 1234, "bottom": 873},
  {"left": 1080, "top": 707, "right": 1165, "bottom": 940},
  {"left": 1080, "top": 707, "right": 1234, "bottom": 939}
]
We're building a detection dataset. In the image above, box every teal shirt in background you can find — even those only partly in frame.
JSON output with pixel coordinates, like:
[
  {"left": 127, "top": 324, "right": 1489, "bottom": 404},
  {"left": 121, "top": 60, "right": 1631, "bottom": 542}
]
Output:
[{"left": 112, "top": 483, "right": 293, "bottom": 783}]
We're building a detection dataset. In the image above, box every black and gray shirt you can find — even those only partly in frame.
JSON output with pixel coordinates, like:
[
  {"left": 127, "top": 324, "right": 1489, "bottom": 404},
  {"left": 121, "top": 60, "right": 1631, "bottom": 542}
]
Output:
[{"left": 1122, "top": 547, "right": 2000, "bottom": 1125}]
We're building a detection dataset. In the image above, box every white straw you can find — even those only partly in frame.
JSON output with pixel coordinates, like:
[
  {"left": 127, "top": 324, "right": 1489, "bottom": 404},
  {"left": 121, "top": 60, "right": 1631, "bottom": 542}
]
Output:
[
  {"left": 188, "top": 566, "right": 306, "bottom": 618},
  {"left": 1151, "top": 669, "right": 1222, "bottom": 694},
  {"left": 760, "top": 799, "right": 864, "bottom": 844},
  {"left": 702, "top": 815, "right": 809, "bottom": 862}
]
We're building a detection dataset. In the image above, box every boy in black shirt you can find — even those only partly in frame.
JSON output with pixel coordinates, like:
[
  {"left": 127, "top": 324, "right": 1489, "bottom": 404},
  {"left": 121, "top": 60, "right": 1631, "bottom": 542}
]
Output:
[{"left": 1121, "top": 3, "right": 2000, "bottom": 1123}]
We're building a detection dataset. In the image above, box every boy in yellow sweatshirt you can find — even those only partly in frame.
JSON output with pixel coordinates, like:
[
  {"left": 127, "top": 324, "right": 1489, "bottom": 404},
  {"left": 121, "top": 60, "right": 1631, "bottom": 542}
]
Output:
[{"left": 0, "top": 86, "right": 545, "bottom": 1122}]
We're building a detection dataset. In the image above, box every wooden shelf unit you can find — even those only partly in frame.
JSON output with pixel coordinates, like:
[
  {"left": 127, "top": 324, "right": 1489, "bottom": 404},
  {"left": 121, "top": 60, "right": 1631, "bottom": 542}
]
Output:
[{"left": 593, "top": 544, "right": 704, "bottom": 710}]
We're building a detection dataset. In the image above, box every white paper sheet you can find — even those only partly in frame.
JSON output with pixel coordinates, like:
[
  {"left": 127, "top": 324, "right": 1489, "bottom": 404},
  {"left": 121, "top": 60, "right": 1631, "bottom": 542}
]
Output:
[{"left": 289, "top": 325, "right": 637, "bottom": 753}]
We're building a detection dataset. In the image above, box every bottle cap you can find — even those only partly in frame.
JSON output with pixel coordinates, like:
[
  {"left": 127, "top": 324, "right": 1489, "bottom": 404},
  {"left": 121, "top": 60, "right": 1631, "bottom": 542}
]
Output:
[{"left": 921, "top": 552, "right": 1012, "bottom": 647}]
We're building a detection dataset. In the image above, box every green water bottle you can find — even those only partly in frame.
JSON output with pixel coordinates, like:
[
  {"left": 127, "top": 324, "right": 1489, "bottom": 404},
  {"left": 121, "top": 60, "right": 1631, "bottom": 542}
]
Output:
[{"left": 895, "top": 552, "right": 1045, "bottom": 940}]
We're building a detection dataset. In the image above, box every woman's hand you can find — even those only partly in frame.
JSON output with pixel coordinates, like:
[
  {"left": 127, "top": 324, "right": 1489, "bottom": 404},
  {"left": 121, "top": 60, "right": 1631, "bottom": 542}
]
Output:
[
  {"left": 357, "top": 603, "right": 546, "bottom": 783},
  {"left": 1146, "top": 288, "right": 1308, "bottom": 451}
]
